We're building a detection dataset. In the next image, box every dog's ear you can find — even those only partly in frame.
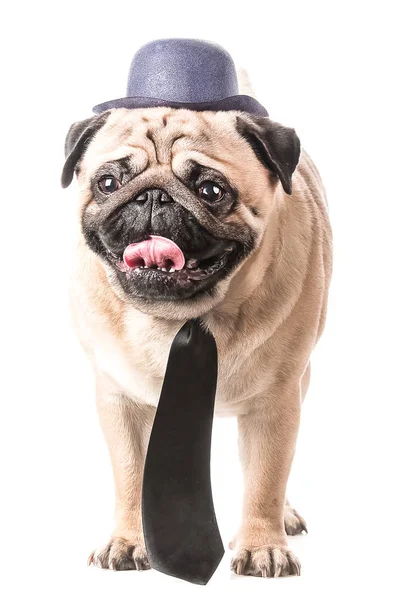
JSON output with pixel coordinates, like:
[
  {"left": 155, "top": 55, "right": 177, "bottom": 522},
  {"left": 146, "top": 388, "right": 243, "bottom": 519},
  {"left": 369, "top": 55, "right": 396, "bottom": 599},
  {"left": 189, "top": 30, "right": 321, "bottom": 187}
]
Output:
[
  {"left": 236, "top": 115, "right": 301, "bottom": 195},
  {"left": 61, "top": 112, "right": 110, "bottom": 188}
]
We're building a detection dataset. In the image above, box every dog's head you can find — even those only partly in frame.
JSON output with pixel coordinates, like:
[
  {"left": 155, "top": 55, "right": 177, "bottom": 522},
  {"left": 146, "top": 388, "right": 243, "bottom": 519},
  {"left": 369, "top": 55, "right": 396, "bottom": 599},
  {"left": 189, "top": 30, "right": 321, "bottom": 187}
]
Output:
[{"left": 62, "top": 108, "right": 300, "bottom": 318}]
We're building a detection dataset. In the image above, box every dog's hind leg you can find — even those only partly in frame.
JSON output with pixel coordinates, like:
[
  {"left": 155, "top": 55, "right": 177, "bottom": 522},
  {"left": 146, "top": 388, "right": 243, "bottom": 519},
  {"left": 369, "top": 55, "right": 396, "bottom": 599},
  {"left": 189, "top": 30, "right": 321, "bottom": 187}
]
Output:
[{"left": 284, "top": 499, "right": 307, "bottom": 536}]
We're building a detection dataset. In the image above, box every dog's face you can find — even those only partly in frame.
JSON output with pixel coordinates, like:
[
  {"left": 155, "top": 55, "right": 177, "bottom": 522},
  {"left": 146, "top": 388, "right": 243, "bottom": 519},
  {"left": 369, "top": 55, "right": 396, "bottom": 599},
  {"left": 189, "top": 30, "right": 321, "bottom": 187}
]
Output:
[{"left": 62, "top": 107, "right": 300, "bottom": 318}]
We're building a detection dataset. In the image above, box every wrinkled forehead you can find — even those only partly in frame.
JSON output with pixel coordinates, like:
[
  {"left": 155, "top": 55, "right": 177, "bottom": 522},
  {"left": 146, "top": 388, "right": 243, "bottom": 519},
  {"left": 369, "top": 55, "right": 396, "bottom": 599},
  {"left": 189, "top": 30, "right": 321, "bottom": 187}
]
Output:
[{"left": 81, "top": 107, "right": 263, "bottom": 185}]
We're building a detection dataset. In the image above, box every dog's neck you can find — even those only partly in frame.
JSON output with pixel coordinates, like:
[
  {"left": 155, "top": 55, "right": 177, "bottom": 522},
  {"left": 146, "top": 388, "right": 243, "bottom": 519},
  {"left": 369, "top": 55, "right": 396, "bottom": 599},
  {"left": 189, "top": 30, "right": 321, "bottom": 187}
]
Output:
[
  {"left": 203, "top": 187, "right": 310, "bottom": 352},
  {"left": 210, "top": 191, "right": 284, "bottom": 314}
]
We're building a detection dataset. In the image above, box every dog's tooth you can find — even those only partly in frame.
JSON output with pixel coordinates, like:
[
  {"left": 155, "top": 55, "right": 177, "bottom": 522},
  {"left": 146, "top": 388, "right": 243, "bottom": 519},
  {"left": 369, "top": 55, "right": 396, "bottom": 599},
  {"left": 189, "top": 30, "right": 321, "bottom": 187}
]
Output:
[
  {"left": 186, "top": 258, "right": 199, "bottom": 269},
  {"left": 161, "top": 267, "right": 167, "bottom": 272},
  {"left": 144, "top": 265, "right": 148, "bottom": 269},
  {"left": 134, "top": 268, "right": 140, "bottom": 272},
  {"left": 169, "top": 267, "right": 175, "bottom": 273}
]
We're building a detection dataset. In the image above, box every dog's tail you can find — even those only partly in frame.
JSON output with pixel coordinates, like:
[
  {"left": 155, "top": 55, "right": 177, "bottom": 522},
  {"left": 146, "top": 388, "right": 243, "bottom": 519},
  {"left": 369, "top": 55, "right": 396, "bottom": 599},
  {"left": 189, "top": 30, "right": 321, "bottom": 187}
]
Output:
[{"left": 237, "top": 67, "right": 257, "bottom": 99}]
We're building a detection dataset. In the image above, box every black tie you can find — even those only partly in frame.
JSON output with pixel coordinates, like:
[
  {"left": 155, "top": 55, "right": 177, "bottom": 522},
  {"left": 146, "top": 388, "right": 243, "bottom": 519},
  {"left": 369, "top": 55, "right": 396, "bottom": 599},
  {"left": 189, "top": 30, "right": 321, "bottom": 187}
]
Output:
[{"left": 142, "top": 318, "right": 224, "bottom": 585}]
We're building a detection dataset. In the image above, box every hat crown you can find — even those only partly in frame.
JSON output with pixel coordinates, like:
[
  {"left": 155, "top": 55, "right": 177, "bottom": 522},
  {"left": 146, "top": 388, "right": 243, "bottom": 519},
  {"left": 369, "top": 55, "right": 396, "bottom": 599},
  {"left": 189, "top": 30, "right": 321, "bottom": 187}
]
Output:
[{"left": 126, "top": 38, "right": 239, "bottom": 103}]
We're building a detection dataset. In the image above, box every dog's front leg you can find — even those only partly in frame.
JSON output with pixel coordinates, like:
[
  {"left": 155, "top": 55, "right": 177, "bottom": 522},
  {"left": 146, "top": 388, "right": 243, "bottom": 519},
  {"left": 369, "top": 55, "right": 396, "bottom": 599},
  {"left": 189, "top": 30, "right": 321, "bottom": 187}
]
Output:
[
  {"left": 89, "top": 377, "right": 155, "bottom": 571},
  {"left": 231, "top": 384, "right": 302, "bottom": 577}
]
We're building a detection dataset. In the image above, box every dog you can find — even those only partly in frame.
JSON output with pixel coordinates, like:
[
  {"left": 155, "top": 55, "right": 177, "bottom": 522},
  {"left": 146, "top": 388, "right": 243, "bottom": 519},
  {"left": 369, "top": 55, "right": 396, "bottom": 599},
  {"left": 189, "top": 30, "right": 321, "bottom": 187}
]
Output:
[{"left": 62, "top": 101, "right": 332, "bottom": 577}]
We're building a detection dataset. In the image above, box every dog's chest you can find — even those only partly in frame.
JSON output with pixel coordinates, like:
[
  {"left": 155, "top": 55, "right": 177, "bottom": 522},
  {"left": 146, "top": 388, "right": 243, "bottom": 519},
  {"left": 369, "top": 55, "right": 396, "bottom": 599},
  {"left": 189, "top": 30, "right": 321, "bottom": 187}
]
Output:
[{"left": 91, "top": 313, "right": 257, "bottom": 414}]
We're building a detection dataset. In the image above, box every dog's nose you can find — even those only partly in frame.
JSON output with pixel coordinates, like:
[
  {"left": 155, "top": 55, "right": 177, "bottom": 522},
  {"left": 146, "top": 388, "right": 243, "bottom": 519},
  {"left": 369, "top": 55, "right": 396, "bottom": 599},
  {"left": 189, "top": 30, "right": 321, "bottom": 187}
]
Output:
[{"left": 135, "top": 189, "right": 173, "bottom": 203}]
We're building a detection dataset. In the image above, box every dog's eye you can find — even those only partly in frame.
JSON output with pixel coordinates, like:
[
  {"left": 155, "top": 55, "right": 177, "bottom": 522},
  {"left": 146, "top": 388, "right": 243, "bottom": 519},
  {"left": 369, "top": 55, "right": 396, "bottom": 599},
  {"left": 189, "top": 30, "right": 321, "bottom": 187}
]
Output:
[
  {"left": 98, "top": 175, "right": 121, "bottom": 194},
  {"left": 198, "top": 181, "right": 224, "bottom": 202}
]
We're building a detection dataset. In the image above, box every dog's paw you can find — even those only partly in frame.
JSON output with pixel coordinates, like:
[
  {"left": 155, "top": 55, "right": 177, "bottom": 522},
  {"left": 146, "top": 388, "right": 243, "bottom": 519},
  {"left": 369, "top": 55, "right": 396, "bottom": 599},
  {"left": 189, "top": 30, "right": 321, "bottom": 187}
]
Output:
[
  {"left": 231, "top": 546, "right": 301, "bottom": 578},
  {"left": 88, "top": 536, "right": 150, "bottom": 571},
  {"left": 284, "top": 505, "right": 307, "bottom": 536}
]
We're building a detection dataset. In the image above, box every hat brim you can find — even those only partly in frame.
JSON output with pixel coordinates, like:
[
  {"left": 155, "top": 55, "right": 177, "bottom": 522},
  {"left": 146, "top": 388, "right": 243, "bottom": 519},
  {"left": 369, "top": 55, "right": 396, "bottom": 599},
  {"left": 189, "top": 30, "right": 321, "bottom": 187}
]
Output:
[{"left": 92, "top": 94, "right": 268, "bottom": 117}]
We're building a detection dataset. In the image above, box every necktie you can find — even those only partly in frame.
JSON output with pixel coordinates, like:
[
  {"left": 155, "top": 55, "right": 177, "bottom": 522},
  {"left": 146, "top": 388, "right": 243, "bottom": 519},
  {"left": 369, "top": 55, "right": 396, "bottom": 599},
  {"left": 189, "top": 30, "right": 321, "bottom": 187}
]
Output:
[{"left": 142, "top": 318, "right": 224, "bottom": 585}]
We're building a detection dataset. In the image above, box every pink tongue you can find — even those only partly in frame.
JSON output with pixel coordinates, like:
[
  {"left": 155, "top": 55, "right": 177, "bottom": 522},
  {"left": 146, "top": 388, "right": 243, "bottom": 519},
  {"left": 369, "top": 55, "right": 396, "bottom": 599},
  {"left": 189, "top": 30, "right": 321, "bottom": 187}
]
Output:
[{"left": 123, "top": 235, "right": 185, "bottom": 270}]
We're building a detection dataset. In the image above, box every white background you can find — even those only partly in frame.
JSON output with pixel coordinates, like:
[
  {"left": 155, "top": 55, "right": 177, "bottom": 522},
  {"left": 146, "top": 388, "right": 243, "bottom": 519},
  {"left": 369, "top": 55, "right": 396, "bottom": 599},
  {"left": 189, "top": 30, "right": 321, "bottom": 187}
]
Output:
[{"left": 1, "top": 1, "right": 397, "bottom": 598}]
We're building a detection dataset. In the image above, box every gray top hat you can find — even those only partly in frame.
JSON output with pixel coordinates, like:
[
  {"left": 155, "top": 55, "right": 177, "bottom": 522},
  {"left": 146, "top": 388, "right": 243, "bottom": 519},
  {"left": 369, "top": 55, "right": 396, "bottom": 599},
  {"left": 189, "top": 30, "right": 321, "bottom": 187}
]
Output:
[{"left": 93, "top": 38, "right": 268, "bottom": 117}]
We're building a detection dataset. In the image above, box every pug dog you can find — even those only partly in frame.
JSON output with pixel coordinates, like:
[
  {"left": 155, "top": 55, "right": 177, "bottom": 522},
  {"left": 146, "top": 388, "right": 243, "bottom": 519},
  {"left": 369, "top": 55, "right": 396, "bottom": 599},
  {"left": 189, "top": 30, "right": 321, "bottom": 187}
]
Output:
[{"left": 62, "top": 105, "right": 332, "bottom": 578}]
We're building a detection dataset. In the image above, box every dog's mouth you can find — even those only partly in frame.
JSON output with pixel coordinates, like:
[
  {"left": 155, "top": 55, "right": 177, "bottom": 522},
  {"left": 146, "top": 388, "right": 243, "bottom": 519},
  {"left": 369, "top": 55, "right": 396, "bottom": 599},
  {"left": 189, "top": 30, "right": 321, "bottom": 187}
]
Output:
[{"left": 107, "top": 235, "right": 237, "bottom": 284}]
